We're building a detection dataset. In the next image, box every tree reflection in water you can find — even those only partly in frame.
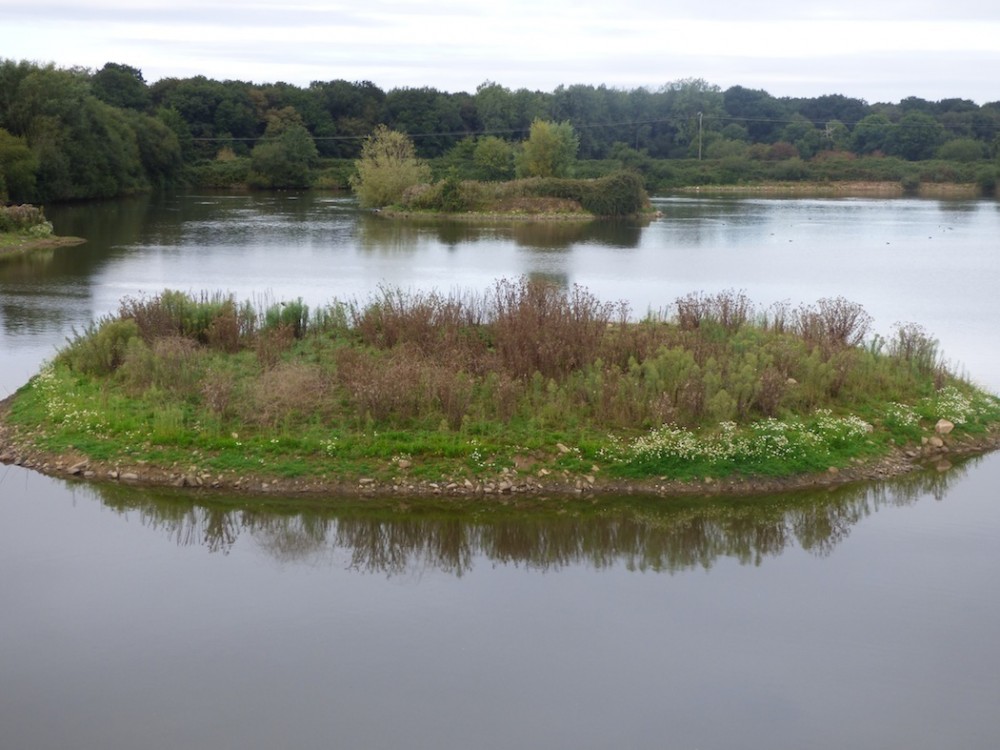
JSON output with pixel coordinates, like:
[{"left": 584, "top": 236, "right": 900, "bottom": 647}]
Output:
[{"left": 84, "top": 459, "right": 972, "bottom": 575}]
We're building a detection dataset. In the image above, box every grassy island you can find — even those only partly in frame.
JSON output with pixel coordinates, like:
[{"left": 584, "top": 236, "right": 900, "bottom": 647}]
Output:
[{"left": 2, "top": 280, "right": 999, "bottom": 496}]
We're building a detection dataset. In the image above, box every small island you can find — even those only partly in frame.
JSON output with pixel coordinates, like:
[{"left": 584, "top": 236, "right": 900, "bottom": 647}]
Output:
[
  {"left": 2, "top": 281, "right": 999, "bottom": 497},
  {"left": 351, "top": 123, "right": 655, "bottom": 220},
  {"left": 0, "top": 204, "right": 84, "bottom": 260}
]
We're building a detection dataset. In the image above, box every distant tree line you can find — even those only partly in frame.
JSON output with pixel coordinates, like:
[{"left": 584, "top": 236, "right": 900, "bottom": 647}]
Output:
[{"left": 2, "top": 58, "right": 999, "bottom": 203}]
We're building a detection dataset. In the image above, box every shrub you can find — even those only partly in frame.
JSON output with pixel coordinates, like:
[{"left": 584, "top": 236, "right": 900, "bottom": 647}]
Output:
[
  {"left": 264, "top": 298, "right": 309, "bottom": 339},
  {"left": 0, "top": 204, "right": 49, "bottom": 233},
  {"left": 795, "top": 297, "right": 872, "bottom": 352},
  {"left": 58, "top": 318, "right": 139, "bottom": 376},
  {"left": 888, "top": 322, "right": 941, "bottom": 376}
]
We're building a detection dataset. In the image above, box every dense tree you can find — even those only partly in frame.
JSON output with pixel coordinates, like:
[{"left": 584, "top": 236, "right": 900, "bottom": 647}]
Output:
[
  {"left": 886, "top": 112, "right": 945, "bottom": 160},
  {"left": 723, "top": 86, "right": 789, "bottom": 143},
  {"left": 0, "top": 127, "right": 37, "bottom": 201},
  {"left": 851, "top": 113, "right": 893, "bottom": 155},
  {"left": 3, "top": 57, "right": 999, "bottom": 203},
  {"left": 473, "top": 136, "right": 515, "bottom": 180},
  {"left": 92, "top": 62, "right": 150, "bottom": 111},
  {"left": 383, "top": 87, "right": 468, "bottom": 157},
  {"left": 350, "top": 125, "right": 430, "bottom": 208},
  {"left": 248, "top": 107, "right": 318, "bottom": 188}
]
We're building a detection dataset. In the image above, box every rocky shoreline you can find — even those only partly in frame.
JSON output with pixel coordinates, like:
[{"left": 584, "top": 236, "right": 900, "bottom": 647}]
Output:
[{"left": 3, "top": 398, "right": 998, "bottom": 500}]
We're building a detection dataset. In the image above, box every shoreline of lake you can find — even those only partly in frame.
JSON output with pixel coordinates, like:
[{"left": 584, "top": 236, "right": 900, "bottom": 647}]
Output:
[
  {"left": 0, "top": 233, "right": 86, "bottom": 260},
  {"left": 675, "top": 180, "right": 983, "bottom": 198}
]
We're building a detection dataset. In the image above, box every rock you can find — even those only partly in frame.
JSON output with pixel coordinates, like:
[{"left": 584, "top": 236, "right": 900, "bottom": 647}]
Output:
[
  {"left": 935, "top": 419, "right": 955, "bottom": 435},
  {"left": 358, "top": 477, "right": 376, "bottom": 485},
  {"left": 121, "top": 472, "right": 139, "bottom": 482},
  {"left": 927, "top": 436, "right": 945, "bottom": 449},
  {"left": 498, "top": 480, "right": 513, "bottom": 493},
  {"left": 68, "top": 460, "right": 88, "bottom": 475},
  {"left": 556, "top": 442, "right": 571, "bottom": 454},
  {"left": 827, "top": 466, "right": 839, "bottom": 475},
  {"left": 396, "top": 459, "right": 412, "bottom": 470}
]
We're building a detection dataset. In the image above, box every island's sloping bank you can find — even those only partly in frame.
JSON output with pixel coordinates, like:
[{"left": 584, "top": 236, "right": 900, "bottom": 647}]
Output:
[
  {"left": 3, "top": 282, "right": 1000, "bottom": 499},
  {"left": 2, "top": 399, "right": 998, "bottom": 498}
]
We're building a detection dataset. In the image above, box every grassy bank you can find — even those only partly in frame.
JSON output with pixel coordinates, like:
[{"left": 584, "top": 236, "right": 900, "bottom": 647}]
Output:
[{"left": 2, "top": 281, "right": 999, "bottom": 496}]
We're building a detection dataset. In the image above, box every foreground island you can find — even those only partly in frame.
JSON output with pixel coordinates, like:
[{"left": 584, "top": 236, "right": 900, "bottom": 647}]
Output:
[{"left": 2, "top": 281, "right": 999, "bottom": 497}]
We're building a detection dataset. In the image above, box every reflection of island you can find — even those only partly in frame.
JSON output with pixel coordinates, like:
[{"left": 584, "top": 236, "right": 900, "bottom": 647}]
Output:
[
  {"left": 83, "top": 459, "right": 972, "bottom": 575},
  {"left": 358, "top": 213, "right": 645, "bottom": 252}
]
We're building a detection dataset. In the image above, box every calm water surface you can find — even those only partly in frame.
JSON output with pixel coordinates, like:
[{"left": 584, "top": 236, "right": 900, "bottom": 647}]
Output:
[{"left": 1, "top": 193, "right": 999, "bottom": 749}]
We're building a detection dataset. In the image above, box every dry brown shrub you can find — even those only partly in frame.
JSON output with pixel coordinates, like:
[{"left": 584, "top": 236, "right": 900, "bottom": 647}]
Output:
[
  {"left": 206, "top": 302, "right": 241, "bottom": 353},
  {"left": 755, "top": 367, "right": 788, "bottom": 417},
  {"left": 119, "top": 294, "right": 178, "bottom": 342},
  {"left": 248, "top": 362, "right": 328, "bottom": 428},
  {"left": 255, "top": 324, "right": 295, "bottom": 369},
  {"left": 675, "top": 290, "right": 754, "bottom": 332},
  {"left": 200, "top": 367, "right": 237, "bottom": 418},
  {"left": 794, "top": 297, "right": 872, "bottom": 356},
  {"left": 150, "top": 336, "right": 204, "bottom": 395},
  {"left": 489, "top": 278, "right": 620, "bottom": 380},
  {"left": 335, "top": 346, "right": 424, "bottom": 423},
  {"left": 348, "top": 287, "right": 489, "bottom": 370}
]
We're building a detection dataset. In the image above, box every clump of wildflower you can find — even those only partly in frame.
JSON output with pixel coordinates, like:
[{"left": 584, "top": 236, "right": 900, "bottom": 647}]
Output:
[
  {"left": 605, "top": 410, "right": 874, "bottom": 473},
  {"left": 883, "top": 402, "right": 919, "bottom": 428}
]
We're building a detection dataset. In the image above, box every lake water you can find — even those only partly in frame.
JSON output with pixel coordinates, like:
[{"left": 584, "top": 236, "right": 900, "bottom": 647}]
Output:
[{"left": 2, "top": 192, "right": 999, "bottom": 749}]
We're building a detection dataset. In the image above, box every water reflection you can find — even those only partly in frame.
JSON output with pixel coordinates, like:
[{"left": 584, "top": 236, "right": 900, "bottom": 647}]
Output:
[
  {"left": 80, "top": 460, "right": 972, "bottom": 575},
  {"left": 357, "top": 213, "right": 644, "bottom": 252}
]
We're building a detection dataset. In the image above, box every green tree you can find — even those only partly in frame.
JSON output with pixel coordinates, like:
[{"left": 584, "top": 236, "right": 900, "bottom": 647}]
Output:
[
  {"left": 851, "top": 114, "right": 892, "bottom": 155},
  {"left": 515, "top": 119, "right": 579, "bottom": 178},
  {"left": 124, "top": 112, "right": 183, "bottom": 187},
  {"left": 473, "top": 136, "right": 514, "bottom": 180},
  {"left": 350, "top": 125, "right": 431, "bottom": 208},
  {"left": 886, "top": 112, "right": 945, "bottom": 161},
  {"left": 248, "top": 107, "right": 318, "bottom": 188},
  {"left": 0, "top": 127, "right": 38, "bottom": 201},
  {"left": 91, "top": 62, "right": 150, "bottom": 111},
  {"left": 936, "top": 137, "right": 987, "bottom": 162}
]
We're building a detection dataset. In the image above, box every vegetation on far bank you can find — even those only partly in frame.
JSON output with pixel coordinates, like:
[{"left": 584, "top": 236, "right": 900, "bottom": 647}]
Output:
[
  {"left": 3, "top": 281, "right": 999, "bottom": 494},
  {"left": 2, "top": 59, "right": 999, "bottom": 205}
]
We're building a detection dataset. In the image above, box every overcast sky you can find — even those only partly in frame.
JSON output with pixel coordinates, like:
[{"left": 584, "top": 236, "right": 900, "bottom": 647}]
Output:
[{"left": 2, "top": 0, "right": 998, "bottom": 104}]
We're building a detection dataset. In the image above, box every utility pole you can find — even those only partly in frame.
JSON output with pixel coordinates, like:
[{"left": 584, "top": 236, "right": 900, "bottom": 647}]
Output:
[{"left": 697, "top": 112, "right": 703, "bottom": 160}]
